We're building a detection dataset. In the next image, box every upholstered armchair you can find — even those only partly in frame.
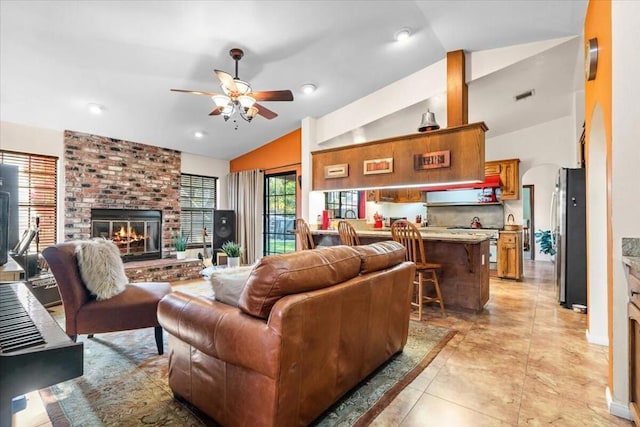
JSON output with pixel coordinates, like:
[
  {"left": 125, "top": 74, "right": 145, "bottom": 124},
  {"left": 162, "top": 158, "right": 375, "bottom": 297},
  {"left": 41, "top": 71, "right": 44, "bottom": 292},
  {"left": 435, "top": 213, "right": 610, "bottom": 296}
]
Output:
[{"left": 42, "top": 242, "right": 171, "bottom": 354}]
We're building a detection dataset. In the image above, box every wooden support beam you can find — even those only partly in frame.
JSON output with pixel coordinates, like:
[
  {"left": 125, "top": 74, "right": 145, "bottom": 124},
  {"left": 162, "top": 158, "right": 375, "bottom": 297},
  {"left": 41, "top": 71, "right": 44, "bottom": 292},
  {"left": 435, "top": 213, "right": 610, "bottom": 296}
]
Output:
[{"left": 447, "top": 50, "right": 468, "bottom": 127}]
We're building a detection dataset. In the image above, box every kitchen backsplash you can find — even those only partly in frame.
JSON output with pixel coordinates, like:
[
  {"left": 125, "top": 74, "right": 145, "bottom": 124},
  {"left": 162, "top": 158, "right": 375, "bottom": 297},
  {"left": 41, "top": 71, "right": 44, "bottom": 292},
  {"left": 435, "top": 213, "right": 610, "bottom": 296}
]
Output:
[
  {"left": 365, "top": 201, "right": 426, "bottom": 224},
  {"left": 427, "top": 204, "right": 505, "bottom": 228}
]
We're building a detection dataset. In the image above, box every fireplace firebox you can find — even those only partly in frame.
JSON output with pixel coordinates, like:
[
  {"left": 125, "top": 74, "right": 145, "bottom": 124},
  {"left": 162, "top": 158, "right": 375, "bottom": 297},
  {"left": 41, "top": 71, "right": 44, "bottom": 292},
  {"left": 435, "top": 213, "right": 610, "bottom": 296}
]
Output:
[{"left": 91, "top": 209, "right": 162, "bottom": 262}]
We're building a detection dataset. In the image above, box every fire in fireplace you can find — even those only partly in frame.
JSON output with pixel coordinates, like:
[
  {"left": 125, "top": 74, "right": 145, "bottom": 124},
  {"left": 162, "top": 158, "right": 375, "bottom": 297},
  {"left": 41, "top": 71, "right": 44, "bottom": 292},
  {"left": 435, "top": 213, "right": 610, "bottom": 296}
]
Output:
[{"left": 91, "top": 209, "right": 162, "bottom": 262}]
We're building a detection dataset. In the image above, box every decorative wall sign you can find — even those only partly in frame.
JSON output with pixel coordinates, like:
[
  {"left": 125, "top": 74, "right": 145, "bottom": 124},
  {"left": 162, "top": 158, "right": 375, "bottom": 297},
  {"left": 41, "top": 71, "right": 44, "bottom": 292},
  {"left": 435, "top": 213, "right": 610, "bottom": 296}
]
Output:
[
  {"left": 324, "top": 163, "right": 349, "bottom": 179},
  {"left": 363, "top": 158, "right": 394, "bottom": 175},
  {"left": 414, "top": 150, "right": 451, "bottom": 170}
]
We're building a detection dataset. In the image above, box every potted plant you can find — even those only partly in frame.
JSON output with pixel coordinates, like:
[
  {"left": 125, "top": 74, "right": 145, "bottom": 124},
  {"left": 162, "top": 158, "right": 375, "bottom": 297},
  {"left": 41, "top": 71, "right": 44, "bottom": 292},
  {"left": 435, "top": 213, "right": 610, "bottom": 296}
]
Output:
[
  {"left": 221, "top": 241, "right": 242, "bottom": 268},
  {"left": 173, "top": 232, "right": 188, "bottom": 260},
  {"left": 534, "top": 229, "right": 556, "bottom": 256}
]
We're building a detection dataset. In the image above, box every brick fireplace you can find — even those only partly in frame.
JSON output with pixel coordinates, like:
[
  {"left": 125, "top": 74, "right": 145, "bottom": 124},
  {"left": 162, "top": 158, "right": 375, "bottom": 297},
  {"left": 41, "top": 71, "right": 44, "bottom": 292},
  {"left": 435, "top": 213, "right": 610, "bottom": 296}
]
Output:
[{"left": 64, "top": 130, "right": 181, "bottom": 259}]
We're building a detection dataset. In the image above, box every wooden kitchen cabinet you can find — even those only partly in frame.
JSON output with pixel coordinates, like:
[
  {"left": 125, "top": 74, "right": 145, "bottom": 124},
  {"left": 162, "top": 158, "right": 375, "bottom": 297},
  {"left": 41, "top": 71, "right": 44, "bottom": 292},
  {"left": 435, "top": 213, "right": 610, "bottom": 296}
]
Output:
[
  {"left": 394, "top": 188, "right": 423, "bottom": 203},
  {"left": 627, "top": 265, "right": 640, "bottom": 425},
  {"left": 497, "top": 231, "right": 523, "bottom": 280},
  {"left": 366, "top": 189, "right": 422, "bottom": 203},
  {"left": 366, "top": 190, "right": 395, "bottom": 202},
  {"left": 485, "top": 158, "right": 520, "bottom": 200}
]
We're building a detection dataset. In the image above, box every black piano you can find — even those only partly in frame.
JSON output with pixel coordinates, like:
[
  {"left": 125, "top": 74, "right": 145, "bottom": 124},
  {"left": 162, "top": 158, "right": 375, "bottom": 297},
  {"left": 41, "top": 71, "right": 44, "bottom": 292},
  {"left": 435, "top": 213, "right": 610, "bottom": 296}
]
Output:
[{"left": 0, "top": 282, "right": 83, "bottom": 427}]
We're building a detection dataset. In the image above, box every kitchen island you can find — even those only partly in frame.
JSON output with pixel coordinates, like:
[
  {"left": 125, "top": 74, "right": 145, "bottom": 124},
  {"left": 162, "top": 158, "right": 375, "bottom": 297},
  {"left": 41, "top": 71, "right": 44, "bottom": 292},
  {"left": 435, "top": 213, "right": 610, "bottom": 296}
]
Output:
[{"left": 311, "top": 228, "right": 491, "bottom": 312}]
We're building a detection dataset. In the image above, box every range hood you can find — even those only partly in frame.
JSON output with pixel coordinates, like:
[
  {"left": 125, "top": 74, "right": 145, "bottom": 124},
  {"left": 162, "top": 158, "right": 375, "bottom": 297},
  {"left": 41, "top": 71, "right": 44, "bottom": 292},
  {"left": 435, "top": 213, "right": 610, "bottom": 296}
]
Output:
[{"left": 422, "top": 174, "right": 500, "bottom": 192}]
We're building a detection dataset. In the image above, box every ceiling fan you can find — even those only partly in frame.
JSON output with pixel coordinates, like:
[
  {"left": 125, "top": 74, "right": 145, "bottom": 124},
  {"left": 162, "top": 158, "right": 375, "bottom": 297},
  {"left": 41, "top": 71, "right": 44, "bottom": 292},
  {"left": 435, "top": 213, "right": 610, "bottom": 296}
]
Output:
[{"left": 171, "top": 48, "right": 294, "bottom": 123}]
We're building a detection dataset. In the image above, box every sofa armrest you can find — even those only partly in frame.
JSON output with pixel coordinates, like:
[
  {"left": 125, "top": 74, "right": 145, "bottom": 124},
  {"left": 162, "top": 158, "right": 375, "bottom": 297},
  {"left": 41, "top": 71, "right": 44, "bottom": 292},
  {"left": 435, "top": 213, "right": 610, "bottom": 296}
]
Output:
[{"left": 157, "top": 291, "right": 281, "bottom": 379}]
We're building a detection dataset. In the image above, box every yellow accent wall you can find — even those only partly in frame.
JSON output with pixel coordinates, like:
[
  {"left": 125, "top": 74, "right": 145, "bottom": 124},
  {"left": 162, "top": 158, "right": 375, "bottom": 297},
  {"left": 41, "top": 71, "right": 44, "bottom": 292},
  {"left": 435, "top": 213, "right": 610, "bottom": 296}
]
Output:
[
  {"left": 229, "top": 128, "right": 302, "bottom": 217},
  {"left": 230, "top": 128, "right": 301, "bottom": 173}
]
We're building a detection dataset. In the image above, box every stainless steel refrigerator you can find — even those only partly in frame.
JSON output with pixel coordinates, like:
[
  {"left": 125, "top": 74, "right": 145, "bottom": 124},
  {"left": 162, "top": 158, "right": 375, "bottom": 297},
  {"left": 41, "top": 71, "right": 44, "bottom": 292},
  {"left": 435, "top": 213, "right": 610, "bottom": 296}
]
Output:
[{"left": 551, "top": 168, "right": 587, "bottom": 308}]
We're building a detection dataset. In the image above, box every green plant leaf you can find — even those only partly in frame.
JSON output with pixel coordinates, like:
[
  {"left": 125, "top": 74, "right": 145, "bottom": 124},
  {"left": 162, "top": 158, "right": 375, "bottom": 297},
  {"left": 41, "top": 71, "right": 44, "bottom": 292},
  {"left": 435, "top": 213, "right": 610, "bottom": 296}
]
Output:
[{"left": 221, "top": 241, "right": 242, "bottom": 257}]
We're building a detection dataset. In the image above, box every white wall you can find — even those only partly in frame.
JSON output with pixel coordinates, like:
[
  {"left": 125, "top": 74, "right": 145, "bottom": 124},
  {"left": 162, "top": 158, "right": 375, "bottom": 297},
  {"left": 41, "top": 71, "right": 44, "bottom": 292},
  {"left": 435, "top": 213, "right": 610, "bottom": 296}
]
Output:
[
  {"left": 586, "top": 105, "right": 608, "bottom": 346},
  {"left": 522, "top": 164, "right": 560, "bottom": 262},
  {"left": 610, "top": 0, "right": 640, "bottom": 413},
  {"left": 1, "top": 121, "right": 230, "bottom": 242}
]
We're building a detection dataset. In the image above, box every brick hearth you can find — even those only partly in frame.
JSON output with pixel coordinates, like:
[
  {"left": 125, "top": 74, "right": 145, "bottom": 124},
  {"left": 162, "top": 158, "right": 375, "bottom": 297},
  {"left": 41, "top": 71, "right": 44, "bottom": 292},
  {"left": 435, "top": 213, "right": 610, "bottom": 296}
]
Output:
[{"left": 124, "top": 258, "right": 203, "bottom": 283}]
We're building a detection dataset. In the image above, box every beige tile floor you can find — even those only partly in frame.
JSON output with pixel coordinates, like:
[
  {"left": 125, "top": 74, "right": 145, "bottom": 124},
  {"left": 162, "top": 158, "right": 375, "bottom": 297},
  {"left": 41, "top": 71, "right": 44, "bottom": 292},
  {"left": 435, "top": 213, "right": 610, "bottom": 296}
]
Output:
[
  {"left": 372, "top": 260, "right": 633, "bottom": 426},
  {"left": 13, "top": 260, "right": 634, "bottom": 426}
]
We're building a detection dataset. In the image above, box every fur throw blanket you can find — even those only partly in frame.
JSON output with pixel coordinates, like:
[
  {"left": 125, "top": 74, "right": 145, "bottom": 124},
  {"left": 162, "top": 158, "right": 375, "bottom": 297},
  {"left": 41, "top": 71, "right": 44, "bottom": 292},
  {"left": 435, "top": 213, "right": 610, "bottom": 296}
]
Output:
[{"left": 75, "top": 238, "right": 128, "bottom": 300}]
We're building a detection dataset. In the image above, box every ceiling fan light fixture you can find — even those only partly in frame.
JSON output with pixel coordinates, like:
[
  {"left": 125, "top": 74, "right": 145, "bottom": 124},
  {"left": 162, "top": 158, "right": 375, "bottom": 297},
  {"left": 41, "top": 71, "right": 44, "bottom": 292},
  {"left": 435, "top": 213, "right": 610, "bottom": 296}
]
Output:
[
  {"left": 212, "top": 95, "right": 231, "bottom": 108},
  {"left": 238, "top": 94, "right": 256, "bottom": 109},
  {"left": 221, "top": 103, "right": 234, "bottom": 121},
  {"left": 234, "top": 80, "right": 252, "bottom": 95},
  {"left": 193, "top": 131, "right": 205, "bottom": 139},
  {"left": 301, "top": 83, "right": 317, "bottom": 94},
  {"left": 244, "top": 106, "right": 259, "bottom": 122},
  {"left": 172, "top": 48, "right": 292, "bottom": 126}
]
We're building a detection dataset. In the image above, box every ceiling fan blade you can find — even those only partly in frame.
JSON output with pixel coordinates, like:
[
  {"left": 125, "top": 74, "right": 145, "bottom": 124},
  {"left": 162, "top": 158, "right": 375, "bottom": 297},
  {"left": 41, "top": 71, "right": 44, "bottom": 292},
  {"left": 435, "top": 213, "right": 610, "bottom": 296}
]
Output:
[
  {"left": 214, "top": 69, "right": 238, "bottom": 93},
  {"left": 254, "top": 103, "right": 278, "bottom": 120},
  {"left": 171, "top": 88, "right": 220, "bottom": 97},
  {"left": 209, "top": 107, "right": 222, "bottom": 116},
  {"left": 251, "top": 90, "right": 294, "bottom": 102}
]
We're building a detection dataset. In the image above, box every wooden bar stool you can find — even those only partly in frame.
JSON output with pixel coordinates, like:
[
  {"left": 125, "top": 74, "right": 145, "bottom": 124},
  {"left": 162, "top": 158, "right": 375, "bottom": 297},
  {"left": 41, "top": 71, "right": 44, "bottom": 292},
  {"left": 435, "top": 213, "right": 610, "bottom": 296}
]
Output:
[
  {"left": 295, "top": 218, "right": 315, "bottom": 250},
  {"left": 337, "top": 220, "right": 360, "bottom": 246},
  {"left": 391, "top": 219, "right": 445, "bottom": 319}
]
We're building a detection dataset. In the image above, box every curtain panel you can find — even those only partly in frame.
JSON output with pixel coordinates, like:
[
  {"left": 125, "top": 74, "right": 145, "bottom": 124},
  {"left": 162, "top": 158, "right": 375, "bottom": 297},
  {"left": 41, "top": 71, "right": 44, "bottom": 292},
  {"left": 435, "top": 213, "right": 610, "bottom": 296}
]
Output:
[{"left": 227, "top": 169, "right": 264, "bottom": 264}]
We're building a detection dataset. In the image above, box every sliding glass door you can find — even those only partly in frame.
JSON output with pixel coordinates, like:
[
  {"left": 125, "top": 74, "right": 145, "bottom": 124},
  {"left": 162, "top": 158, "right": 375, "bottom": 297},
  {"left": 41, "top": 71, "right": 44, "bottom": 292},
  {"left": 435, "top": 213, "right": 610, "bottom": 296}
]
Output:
[{"left": 264, "top": 172, "right": 296, "bottom": 255}]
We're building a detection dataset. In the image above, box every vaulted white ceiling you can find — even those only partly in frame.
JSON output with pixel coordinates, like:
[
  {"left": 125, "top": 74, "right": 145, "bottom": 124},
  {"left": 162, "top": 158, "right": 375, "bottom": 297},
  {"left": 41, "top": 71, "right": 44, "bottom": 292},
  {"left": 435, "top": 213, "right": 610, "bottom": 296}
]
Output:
[{"left": 0, "top": 1, "right": 587, "bottom": 160}]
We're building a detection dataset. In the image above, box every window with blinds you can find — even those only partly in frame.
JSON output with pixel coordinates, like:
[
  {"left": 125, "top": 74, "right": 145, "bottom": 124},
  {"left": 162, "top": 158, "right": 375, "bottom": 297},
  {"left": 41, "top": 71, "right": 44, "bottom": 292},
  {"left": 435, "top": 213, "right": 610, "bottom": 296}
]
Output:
[
  {"left": 0, "top": 151, "right": 58, "bottom": 251},
  {"left": 180, "top": 173, "right": 218, "bottom": 246}
]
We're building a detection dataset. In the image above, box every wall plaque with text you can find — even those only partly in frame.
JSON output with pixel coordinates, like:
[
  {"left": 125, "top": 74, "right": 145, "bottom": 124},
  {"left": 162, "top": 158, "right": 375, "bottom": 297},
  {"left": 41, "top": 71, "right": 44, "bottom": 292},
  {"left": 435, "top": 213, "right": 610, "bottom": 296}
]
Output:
[
  {"left": 414, "top": 150, "right": 451, "bottom": 170},
  {"left": 324, "top": 163, "right": 349, "bottom": 179}
]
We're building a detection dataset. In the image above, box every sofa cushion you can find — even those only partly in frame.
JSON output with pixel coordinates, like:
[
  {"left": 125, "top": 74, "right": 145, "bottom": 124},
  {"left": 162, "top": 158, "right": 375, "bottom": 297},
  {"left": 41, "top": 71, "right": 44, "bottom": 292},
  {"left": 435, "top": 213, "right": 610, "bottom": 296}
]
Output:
[
  {"left": 238, "top": 246, "right": 362, "bottom": 319},
  {"left": 210, "top": 265, "right": 254, "bottom": 307},
  {"left": 354, "top": 241, "right": 407, "bottom": 274}
]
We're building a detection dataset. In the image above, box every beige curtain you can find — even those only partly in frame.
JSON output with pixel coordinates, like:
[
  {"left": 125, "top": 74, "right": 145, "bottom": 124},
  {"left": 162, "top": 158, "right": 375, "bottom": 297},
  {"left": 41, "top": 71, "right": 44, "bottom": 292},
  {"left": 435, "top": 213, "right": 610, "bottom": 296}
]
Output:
[{"left": 227, "top": 169, "right": 264, "bottom": 264}]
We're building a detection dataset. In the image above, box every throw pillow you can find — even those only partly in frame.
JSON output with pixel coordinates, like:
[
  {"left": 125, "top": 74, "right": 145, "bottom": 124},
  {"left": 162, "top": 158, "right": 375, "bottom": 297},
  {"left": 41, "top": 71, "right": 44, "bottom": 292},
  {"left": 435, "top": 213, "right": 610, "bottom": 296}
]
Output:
[
  {"left": 210, "top": 265, "right": 253, "bottom": 307},
  {"left": 75, "top": 238, "right": 128, "bottom": 300}
]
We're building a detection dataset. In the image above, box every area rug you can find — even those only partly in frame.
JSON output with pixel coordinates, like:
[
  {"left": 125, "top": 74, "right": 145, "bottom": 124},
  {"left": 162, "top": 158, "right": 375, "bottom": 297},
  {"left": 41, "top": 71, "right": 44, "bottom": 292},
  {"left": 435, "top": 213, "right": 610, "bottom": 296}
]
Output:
[{"left": 40, "top": 284, "right": 455, "bottom": 426}]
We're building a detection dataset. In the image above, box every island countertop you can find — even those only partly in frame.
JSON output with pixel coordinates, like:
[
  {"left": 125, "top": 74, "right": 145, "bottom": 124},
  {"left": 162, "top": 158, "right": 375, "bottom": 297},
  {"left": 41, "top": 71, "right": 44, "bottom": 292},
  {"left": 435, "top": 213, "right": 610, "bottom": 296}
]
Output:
[
  {"left": 308, "top": 227, "right": 491, "bottom": 312},
  {"left": 311, "top": 228, "right": 493, "bottom": 244}
]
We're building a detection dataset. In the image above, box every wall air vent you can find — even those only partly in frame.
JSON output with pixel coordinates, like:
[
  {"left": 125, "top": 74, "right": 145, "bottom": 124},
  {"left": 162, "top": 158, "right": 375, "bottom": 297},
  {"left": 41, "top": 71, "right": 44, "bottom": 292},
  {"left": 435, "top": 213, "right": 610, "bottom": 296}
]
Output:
[{"left": 514, "top": 89, "right": 535, "bottom": 101}]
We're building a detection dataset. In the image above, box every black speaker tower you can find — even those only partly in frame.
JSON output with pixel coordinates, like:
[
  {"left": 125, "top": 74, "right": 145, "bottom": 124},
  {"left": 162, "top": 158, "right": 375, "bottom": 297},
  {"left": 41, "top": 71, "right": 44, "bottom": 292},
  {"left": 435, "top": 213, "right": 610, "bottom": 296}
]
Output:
[{"left": 212, "top": 210, "right": 236, "bottom": 251}]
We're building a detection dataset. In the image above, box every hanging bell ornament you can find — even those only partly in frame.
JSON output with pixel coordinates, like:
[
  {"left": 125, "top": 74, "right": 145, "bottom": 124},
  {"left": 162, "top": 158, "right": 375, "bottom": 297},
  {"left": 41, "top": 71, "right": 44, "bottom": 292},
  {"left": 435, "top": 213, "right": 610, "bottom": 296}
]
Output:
[{"left": 418, "top": 110, "right": 440, "bottom": 132}]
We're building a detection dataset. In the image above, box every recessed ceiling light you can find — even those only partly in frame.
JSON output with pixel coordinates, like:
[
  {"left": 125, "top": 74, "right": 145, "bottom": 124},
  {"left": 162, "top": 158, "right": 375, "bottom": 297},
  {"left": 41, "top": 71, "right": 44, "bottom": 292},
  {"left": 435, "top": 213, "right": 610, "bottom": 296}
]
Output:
[
  {"left": 193, "top": 131, "right": 205, "bottom": 139},
  {"left": 394, "top": 28, "right": 411, "bottom": 42},
  {"left": 87, "top": 103, "right": 104, "bottom": 115},
  {"left": 301, "top": 83, "right": 317, "bottom": 95}
]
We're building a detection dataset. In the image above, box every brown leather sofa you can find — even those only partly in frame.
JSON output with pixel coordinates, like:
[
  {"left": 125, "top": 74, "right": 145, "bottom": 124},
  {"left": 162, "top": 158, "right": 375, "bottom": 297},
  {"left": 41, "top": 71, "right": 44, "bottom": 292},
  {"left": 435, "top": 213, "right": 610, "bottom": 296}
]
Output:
[{"left": 157, "top": 241, "right": 415, "bottom": 426}]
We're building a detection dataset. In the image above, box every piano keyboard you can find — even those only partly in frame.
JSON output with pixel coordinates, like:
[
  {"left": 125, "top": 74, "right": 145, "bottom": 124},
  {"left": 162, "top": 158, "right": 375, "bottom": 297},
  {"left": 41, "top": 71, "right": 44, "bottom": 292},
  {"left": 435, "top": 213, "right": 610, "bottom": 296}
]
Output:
[{"left": 0, "top": 286, "right": 46, "bottom": 353}]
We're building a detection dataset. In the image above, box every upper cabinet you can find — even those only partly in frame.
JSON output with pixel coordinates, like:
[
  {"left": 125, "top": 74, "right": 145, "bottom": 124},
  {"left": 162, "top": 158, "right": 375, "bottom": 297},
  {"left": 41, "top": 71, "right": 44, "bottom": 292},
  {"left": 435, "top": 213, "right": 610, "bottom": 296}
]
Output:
[
  {"left": 366, "top": 189, "right": 423, "bottom": 203},
  {"left": 311, "top": 123, "right": 488, "bottom": 192},
  {"left": 485, "top": 158, "right": 520, "bottom": 200}
]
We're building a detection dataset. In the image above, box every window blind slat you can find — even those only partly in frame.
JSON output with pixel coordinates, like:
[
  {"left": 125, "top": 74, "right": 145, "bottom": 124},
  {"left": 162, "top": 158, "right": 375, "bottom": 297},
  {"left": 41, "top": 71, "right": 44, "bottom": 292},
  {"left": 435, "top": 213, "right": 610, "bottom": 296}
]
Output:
[
  {"left": 180, "top": 173, "right": 217, "bottom": 247},
  {"left": 1, "top": 150, "right": 58, "bottom": 250}
]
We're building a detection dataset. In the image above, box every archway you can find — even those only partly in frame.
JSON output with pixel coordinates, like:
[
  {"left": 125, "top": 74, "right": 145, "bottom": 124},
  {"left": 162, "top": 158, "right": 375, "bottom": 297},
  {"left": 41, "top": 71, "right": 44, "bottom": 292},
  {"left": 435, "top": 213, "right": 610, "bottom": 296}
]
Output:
[
  {"left": 522, "top": 163, "right": 561, "bottom": 263},
  {"left": 586, "top": 103, "right": 608, "bottom": 345}
]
